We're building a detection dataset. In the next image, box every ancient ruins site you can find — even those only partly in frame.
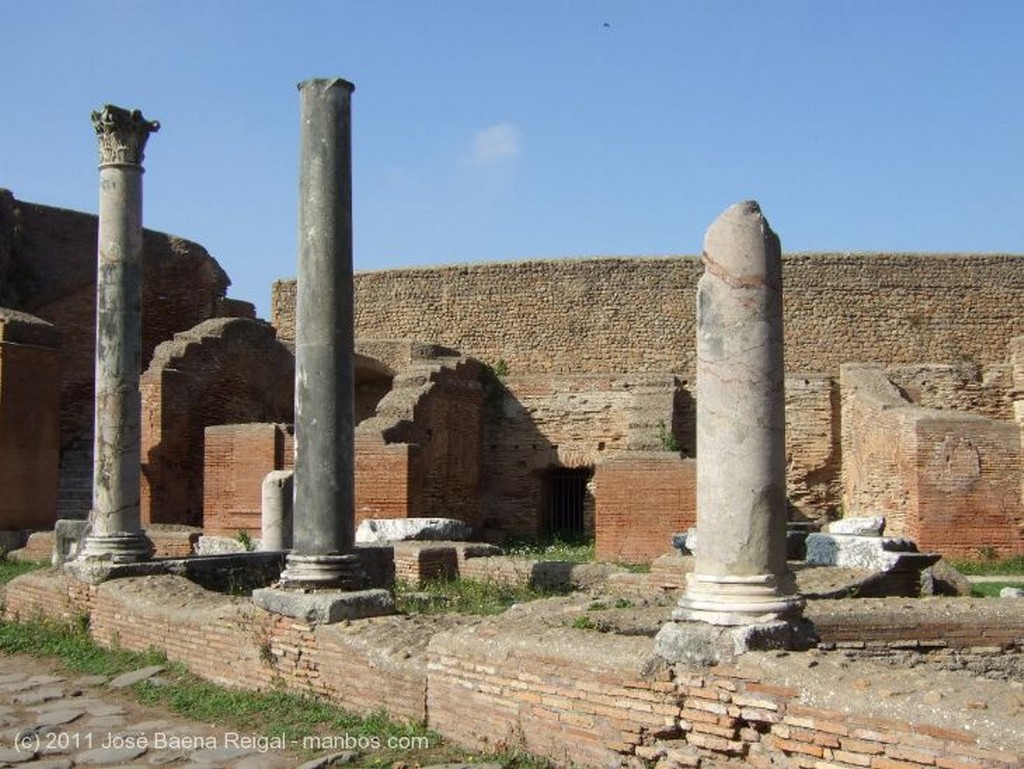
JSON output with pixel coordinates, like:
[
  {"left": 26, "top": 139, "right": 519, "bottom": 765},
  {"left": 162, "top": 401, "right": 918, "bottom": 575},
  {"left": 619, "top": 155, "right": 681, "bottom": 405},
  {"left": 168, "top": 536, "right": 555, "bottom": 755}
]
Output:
[{"left": 0, "top": 79, "right": 1023, "bottom": 769}]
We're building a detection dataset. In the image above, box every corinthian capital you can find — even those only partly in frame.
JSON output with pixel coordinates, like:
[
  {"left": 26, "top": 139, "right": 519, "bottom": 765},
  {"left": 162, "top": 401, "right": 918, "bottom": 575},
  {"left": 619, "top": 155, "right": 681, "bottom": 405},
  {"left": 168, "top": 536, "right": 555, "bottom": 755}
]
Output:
[{"left": 91, "top": 105, "right": 160, "bottom": 167}]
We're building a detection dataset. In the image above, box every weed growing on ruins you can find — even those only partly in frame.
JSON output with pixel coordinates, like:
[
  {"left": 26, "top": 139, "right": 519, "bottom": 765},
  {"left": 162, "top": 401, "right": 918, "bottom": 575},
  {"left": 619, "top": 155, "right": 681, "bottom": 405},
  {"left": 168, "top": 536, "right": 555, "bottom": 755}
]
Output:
[
  {"left": 394, "top": 578, "right": 555, "bottom": 616},
  {"left": 481, "top": 359, "right": 510, "bottom": 413},
  {"left": 503, "top": 534, "right": 595, "bottom": 563},
  {"left": 235, "top": 529, "right": 255, "bottom": 552},
  {"left": 656, "top": 420, "right": 680, "bottom": 452},
  {"left": 0, "top": 558, "right": 45, "bottom": 585},
  {"left": 570, "top": 615, "right": 599, "bottom": 630}
]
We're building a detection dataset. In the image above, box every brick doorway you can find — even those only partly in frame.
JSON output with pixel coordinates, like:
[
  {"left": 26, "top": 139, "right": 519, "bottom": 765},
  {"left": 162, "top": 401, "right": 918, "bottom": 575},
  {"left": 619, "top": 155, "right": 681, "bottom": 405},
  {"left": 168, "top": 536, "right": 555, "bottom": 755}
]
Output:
[{"left": 545, "top": 467, "right": 591, "bottom": 538}]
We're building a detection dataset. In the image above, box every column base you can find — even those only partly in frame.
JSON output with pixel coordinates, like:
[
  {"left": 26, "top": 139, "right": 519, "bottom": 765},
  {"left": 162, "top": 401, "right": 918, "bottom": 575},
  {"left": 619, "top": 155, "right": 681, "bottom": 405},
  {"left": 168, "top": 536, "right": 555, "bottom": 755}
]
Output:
[
  {"left": 279, "top": 552, "right": 365, "bottom": 590},
  {"left": 252, "top": 587, "right": 395, "bottom": 625},
  {"left": 654, "top": 617, "right": 816, "bottom": 667},
  {"left": 674, "top": 571, "right": 803, "bottom": 626},
  {"left": 77, "top": 533, "right": 154, "bottom": 564}
]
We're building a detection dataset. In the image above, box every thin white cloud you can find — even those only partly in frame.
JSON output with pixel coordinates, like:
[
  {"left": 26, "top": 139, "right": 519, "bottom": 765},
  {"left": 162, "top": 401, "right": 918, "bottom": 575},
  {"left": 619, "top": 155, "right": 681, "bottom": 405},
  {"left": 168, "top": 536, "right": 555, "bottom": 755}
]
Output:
[{"left": 470, "top": 122, "right": 523, "bottom": 164}]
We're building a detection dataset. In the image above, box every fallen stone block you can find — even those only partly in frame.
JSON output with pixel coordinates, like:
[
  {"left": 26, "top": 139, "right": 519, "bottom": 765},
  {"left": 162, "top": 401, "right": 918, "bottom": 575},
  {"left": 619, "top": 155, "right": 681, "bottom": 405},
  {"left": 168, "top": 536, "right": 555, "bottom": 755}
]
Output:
[
  {"left": 805, "top": 532, "right": 919, "bottom": 570},
  {"left": 827, "top": 516, "right": 885, "bottom": 536},
  {"left": 355, "top": 518, "right": 471, "bottom": 543}
]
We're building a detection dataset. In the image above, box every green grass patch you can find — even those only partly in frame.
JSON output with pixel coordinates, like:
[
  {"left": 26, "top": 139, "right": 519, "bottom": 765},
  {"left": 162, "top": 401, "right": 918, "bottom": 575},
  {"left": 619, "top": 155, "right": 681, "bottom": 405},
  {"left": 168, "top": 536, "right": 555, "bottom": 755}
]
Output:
[
  {"left": 394, "top": 577, "right": 555, "bottom": 616},
  {"left": 0, "top": 616, "right": 552, "bottom": 767},
  {"left": 970, "top": 582, "right": 1024, "bottom": 598},
  {"left": 0, "top": 616, "right": 166, "bottom": 676},
  {"left": 0, "top": 559, "right": 46, "bottom": 585},
  {"left": 502, "top": 534, "right": 595, "bottom": 563},
  {"left": 949, "top": 554, "right": 1024, "bottom": 576}
]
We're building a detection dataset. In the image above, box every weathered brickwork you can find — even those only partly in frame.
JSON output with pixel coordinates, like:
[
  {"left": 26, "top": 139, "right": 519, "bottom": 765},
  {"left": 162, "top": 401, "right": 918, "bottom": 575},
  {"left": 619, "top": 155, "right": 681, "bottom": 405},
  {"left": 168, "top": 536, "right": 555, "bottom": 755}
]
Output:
[
  {"left": 785, "top": 375, "right": 841, "bottom": 521},
  {"left": 274, "top": 254, "right": 1024, "bottom": 376},
  {"left": 354, "top": 440, "right": 418, "bottom": 522},
  {"left": 912, "top": 416, "right": 1022, "bottom": 556},
  {"left": 3, "top": 573, "right": 436, "bottom": 724},
  {"left": 0, "top": 192, "right": 233, "bottom": 452},
  {"left": 887, "top": 363, "right": 1015, "bottom": 421},
  {"left": 481, "top": 374, "right": 647, "bottom": 539},
  {"left": 203, "top": 423, "right": 417, "bottom": 535},
  {"left": 842, "top": 364, "right": 1024, "bottom": 557},
  {"left": 6, "top": 574, "right": 1021, "bottom": 769},
  {"left": 592, "top": 375, "right": 839, "bottom": 563},
  {"left": 141, "top": 318, "right": 294, "bottom": 527},
  {"left": 594, "top": 454, "right": 696, "bottom": 564},
  {"left": 359, "top": 357, "right": 485, "bottom": 529},
  {"left": 841, "top": 365, "right": 920, "bottom": 537},
  {"left": 0, "top": 310, "right": 61, "bottom": 530},
  {"left": 203, "top": 423, "right": 292, "bottom": 537}
]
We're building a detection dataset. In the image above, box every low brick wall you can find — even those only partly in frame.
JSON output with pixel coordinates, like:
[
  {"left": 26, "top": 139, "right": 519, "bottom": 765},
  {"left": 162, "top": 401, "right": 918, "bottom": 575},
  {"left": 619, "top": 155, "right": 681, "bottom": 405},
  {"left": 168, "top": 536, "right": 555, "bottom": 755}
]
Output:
[
  {"left": 4, "top": 572, "right": 1021, "bottom": 768},
  {"left": 426, "top": 612, "right": 1021, "bottom": 768}
]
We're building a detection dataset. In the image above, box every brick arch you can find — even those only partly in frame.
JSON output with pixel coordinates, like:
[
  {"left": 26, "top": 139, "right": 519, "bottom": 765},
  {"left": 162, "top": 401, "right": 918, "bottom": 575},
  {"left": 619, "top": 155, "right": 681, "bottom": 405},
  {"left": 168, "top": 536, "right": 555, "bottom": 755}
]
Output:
[{"left": 141, "top": 318, "right": 294, "bottom": 527}]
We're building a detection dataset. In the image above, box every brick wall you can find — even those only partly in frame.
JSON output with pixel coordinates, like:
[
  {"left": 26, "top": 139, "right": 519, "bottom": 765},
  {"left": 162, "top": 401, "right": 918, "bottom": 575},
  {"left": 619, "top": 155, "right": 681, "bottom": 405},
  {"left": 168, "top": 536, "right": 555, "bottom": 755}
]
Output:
[
  {"left": 200, "top": 426, "right": 419, "bottom": 534},
  {"left": 273, "top": 254, "right": 1024, "bottom": 376},
  {"left": 354, "top": 440, "right": 418, "bottom": 523},
  {"left": 3, "top": 573, "right": 435, "bottom": 725},
  {"left": 912, "top": 416, "right": 1022, "bottom": 556},
  {"left": 594, "top": 453, "right": 696, "bottom": 563},
  {"left": 203, "top": 424, "right": 292, "bottom": 537},
  {"left": 0, "top": 310, "right": 61, "bottom": 530},
  {"left": 426, "top": 611, "right": 1022, "bottom": 769},
  {"left": 887, "top": 363, "right": 1015, "bottom": 421},
  {"left": 480, "top": 374, "right": 645, "bottom": 539},
  {"left": 5, "top": 573, "right": 1021, "bottom": 769},
  {"left": 842, "top": 364, "right": 1024, "bottom": 557},
  {"left": 841, "top": 365, "right": 920, "bottom": 537},
  {"left": 785, "top": 375, "right": 841, "bottom": 521}
]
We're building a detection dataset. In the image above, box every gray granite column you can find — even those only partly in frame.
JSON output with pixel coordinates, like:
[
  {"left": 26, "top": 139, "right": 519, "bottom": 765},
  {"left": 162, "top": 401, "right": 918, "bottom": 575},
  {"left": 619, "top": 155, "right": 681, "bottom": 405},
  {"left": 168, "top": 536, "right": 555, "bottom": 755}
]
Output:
[
  {"left": 280, "top": 78, "right": 363, "bottom": 588},
  {"left": 674, "top": 201, "right": 801, "bottom": 625},
  {"left": 78, "top": 106, "right": 158, "bottom": 563}
]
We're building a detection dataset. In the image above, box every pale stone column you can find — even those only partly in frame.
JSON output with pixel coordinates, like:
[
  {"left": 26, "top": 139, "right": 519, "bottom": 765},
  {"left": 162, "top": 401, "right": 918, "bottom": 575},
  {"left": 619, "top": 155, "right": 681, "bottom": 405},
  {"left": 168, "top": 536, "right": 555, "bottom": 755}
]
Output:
[
  {"left": 261, "top": 470, "right": 294, "bottom": 551},
  {"left": 79, "top": 105, "right": 158, "bottom": 563},
  {"left": 280, "top": 78, "right": 363, "bottom": 588},
  {"left": 674, "top": 201, "right": 801, "bottom": 625}
]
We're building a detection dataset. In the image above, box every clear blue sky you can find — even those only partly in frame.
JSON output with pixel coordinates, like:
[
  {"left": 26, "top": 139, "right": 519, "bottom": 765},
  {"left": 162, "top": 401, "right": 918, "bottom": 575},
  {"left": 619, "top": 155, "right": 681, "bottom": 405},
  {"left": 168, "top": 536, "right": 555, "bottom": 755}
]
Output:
[{"left": 4, "top": 2, "right": 1023, "bottom": 318}]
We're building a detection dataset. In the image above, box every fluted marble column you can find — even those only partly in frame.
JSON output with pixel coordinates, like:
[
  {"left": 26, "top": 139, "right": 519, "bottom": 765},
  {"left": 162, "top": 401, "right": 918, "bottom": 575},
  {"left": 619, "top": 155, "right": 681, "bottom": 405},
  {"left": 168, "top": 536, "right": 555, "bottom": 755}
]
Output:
[
  {"left": 674, "top": 201, "right": 802, "bottom": 625},
  {"left": 280, "top": 78, "right": 363, "bottom": 588},
  {"left": 79, "top": 105, "right": 158, "bottom": 563}
]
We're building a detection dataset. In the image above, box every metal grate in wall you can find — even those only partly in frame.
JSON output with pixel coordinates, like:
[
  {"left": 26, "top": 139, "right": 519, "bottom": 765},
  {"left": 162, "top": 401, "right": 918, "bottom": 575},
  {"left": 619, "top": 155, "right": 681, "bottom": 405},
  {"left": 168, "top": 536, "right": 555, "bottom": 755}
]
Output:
[{"left": 547, "top": 468, "right": 588, "bottom": 537}]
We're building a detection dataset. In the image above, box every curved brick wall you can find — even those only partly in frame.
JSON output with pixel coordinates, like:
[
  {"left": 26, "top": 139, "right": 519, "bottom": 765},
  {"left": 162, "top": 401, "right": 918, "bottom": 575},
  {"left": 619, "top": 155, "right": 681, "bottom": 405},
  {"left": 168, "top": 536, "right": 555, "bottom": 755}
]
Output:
[{"left": 273, "top": 254, "right": 1024, "bottom": 374}]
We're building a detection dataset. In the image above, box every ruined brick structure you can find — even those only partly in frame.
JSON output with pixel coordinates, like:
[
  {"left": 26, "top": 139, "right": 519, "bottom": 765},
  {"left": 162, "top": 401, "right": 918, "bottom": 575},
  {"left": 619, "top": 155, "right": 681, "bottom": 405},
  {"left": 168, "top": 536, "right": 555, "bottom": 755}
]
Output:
[
  {"left": 270, "top": 256, "right": 1024, "bottom": 556},
  {"left": 4, "top": 187, "right": 1024, "bottom": 558},
  {"left": 0, "top": 189, "right": 253, "bottom": 527}
]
